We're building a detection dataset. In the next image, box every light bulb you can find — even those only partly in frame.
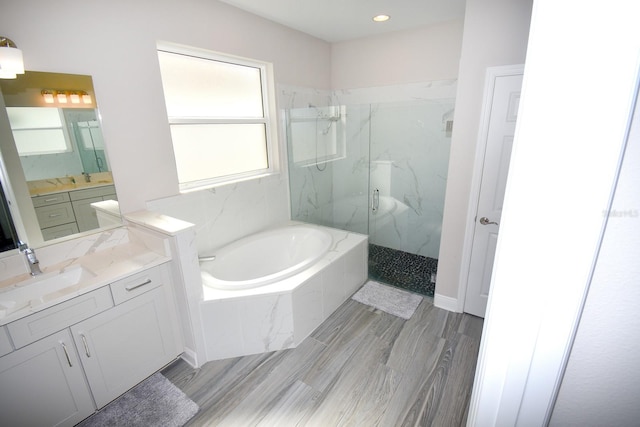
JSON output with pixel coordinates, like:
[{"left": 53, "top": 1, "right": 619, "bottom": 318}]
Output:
[{"left": 42, "top": 90, "right": 55, "bottom": 103}]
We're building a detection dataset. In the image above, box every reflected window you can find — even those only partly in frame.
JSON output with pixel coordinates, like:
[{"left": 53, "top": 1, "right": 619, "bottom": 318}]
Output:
[
  {"left": 157, "top": 45, "right": 276, "bottom": 191},
  {"left": 7, "top": 107, "right": 72, "bottom": 156}
]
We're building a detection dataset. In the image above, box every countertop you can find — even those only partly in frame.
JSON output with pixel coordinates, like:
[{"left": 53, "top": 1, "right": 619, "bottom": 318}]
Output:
[{"left": 0, "top": 242, "right": 171, "bottom": 326}]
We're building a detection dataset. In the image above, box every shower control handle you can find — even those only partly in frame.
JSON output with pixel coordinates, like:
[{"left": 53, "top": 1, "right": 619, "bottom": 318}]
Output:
[{"left": 480, "top": 217, "right": 499, "bottom": 226}]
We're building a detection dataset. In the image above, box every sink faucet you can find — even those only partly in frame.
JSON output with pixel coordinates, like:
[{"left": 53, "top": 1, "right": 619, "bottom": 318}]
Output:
[
  {"left": 82, "top": 172, "right": 91, "bottom": 182},
  {"left": 18, "top": 242, "right": 42, "bottom": 276}
]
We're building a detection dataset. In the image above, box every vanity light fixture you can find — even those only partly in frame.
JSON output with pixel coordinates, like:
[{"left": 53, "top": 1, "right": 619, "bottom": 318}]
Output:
[
  {"left": 0, "top": 36, "right": 25, "bottom": 79},
  {"left": 41, "top": 89, "right": 93, "bottom": 105},
  {"left": 372, "top": 14, "right": 390, "bottom": 22}
]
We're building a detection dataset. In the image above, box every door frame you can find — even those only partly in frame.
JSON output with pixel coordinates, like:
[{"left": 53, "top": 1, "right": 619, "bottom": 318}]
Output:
[{"left": 457, "top": 64, "right": 525, "bottom": 313}]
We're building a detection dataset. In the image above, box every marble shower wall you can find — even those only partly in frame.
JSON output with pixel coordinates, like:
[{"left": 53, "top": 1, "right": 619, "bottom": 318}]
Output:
[{"left": 285, "top": 80, "right": 456, "bottom": 260}]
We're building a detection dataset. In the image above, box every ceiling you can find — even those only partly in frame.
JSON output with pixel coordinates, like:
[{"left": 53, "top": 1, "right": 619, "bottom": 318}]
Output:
[{"left": 218, "top": 0, "right": 466, "bottom": 43}]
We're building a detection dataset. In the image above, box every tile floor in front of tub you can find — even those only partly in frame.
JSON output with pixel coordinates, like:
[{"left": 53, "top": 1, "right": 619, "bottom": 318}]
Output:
[{"left": 368, "top": 244, "right": 437, "bottom": 297}]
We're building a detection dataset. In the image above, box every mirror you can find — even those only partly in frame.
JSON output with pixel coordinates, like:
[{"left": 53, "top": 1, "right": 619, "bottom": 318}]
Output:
[{"left": 0, "top": 71, "right": 121, "bottom": 252}]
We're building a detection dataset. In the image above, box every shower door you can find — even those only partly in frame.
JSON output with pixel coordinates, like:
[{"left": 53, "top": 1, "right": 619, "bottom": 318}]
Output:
[
  {"left": 367, "top": 99, "right": 454, "bottom": 294},
  {"left": 287, "top": 97, "right": 455, "bottom": 296}
]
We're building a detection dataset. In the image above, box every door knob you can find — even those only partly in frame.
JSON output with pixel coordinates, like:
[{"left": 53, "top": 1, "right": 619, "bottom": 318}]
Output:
[{"left": 480, "top": 217, "right": 499, "bottom": 226}]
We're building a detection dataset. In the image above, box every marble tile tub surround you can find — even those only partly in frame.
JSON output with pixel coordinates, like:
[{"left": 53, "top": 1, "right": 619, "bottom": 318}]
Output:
[
  {"left": 284, "top": 81, "right": 456, "bottom": 260},
  {"left": 0, "top": 224, "right": 172, "bottom": 325},
  {"left": 147, "top": 173, "right": 289, "bottom": 256},
  {"left": 200, "top": 223, "right": 368, "bottom": 361}
]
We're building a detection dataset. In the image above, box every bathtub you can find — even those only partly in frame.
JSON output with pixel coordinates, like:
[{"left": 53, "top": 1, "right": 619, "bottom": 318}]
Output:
[
  {"left": 199, "top": 222, "right": 368, "bottom": 361},
  {"left": 200, "top": 225, "right": 332, "bottom": 290}
]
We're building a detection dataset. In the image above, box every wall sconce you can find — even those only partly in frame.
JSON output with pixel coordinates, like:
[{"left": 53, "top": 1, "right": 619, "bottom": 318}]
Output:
[
  {"left": 0, "top": 36, "right": 25, "bottom": 79},
  {"left": 41, "top": 89, "right": 93, "bottom": 105}
]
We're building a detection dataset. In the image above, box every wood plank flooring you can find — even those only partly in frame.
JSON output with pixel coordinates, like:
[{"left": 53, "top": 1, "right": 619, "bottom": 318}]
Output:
[{"left": 162, "top": 294, "right": 484, "bottom": 427}]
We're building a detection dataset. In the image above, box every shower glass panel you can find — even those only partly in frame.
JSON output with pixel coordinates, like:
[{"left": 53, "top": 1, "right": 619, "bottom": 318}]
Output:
[
  {"left": 286, "top": 94, "right": 454, "bottom": 297},
  {"left": 287, "top": 104, "right": 371, "bottom": 235}
]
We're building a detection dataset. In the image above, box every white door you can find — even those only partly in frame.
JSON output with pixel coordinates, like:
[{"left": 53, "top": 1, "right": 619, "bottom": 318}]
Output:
[{"left": 463, "top": 68, "right": 523, "bottom": 318}]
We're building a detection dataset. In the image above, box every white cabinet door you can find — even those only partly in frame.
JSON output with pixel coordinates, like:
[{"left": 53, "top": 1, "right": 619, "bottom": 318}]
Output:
[
  {"left": 0, "top": 330, "right": 95, "bottom": 427},
  {"left": 72, "top": 196, "right": 102, "bottom": 232},
  {"left": 71, "top": 286, "right": 179, "bottom": 408}
]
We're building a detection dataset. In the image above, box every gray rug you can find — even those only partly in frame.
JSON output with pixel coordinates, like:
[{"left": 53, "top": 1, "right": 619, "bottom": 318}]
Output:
[
  {"left": 79, "top": 373, "right": 199, "bottom": 427},
  {"left": 352, "top": 280, "right": 423, "bottom": 319}
]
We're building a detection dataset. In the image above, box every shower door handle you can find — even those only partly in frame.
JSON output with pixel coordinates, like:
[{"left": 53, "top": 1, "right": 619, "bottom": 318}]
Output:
[{"left": 371, "top": 189, "right": 380, "bottom": 213}]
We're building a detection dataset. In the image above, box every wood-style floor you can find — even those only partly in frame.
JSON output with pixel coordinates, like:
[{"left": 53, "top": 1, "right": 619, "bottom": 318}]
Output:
[{"left": 162, "top": 293, "right": 484, "bottom": 427}]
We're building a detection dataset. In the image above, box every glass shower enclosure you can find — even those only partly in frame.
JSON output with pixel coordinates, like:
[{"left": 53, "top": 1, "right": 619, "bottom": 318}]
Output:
[{"left": 286, "top": 93, "right": 454, "bottom": 297}]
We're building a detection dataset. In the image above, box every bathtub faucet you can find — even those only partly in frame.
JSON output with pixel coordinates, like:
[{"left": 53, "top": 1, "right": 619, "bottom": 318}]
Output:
[{"left": 198, "top": 255, "right": 216, "bottom": 262}]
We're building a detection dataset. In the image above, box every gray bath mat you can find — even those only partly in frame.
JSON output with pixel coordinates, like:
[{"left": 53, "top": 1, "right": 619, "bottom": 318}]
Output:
[
  {"left": 78, "top": 372, "right": 199, "bottom": 427},
  {"left": 352, "top": 280, "right": 423, "bottom": 319}
]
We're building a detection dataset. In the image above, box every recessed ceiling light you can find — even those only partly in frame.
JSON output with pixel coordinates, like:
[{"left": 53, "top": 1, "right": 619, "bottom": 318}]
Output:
[{"left": 372, "top": 14, "right": 390, "bottom": 23}]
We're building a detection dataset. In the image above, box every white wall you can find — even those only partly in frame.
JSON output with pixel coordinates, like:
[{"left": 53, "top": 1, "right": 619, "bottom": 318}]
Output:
[
  {"left": 0, "top": 0, "right": 331, "bottom": 215},
  {"left": 468, "top": 0, "right": 640, "bottom": 423},
  {"left": 331, "top": 19, "right": 464, "bottom": 89},
  {"left": 549, "top": 80, "right": 640, "bottom": 426},
  {"left": 435, "top": 0, "right": 533, "bottom": 305}
]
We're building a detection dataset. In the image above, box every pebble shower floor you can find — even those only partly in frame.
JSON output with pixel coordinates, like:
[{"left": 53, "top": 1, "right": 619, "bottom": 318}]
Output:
[{"left": 368, "top": 244, "right": 438, "bottom": 297}]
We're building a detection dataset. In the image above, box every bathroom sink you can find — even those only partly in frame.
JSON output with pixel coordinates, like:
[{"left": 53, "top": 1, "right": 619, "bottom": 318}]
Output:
[{"left": 0, "top": 266, "right": 96, "bottom": 317}]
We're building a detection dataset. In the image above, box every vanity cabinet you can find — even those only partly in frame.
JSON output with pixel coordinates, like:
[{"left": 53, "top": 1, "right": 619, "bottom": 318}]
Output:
[
  {"left": 71, "top": 274, "right": 175, "bottom": 408},
  {"left": 70, "top": 186, "right": 117, "bottom": 232},
  {"left": 0, "top": 330, "right": 95, "bottom": 427},
  {"left": 32, "top": 193, "right": 79, "bottom": 241},
  {"left": 32, "top": 185, "right": 117, "bottom": 240},
  {"left": 0, "top": 263, "right": 180, "bottom": 426}
]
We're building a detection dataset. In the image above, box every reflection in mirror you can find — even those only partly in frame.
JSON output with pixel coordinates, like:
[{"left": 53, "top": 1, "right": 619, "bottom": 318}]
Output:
[{"left": 0, "top": 71, "right": 121, "bottom": 252}]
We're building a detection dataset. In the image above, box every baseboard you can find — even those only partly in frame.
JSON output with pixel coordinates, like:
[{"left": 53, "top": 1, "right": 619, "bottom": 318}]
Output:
[
  {"left": 434, "top": 293, "right": 459, "bottom": 312},
  {"left": 180, "top": 348, "right": 198, "bottom": 368}
]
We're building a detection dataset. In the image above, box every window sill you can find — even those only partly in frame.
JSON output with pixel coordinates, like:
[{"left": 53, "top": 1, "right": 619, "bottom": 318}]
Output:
[{"left": 179, "top": 170, "right": 280, "bottom": 194}]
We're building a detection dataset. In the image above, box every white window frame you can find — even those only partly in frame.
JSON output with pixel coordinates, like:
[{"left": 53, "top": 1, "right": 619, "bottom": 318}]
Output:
[{"left": 157, "top": 41, "right": 279, "bottom": 192}]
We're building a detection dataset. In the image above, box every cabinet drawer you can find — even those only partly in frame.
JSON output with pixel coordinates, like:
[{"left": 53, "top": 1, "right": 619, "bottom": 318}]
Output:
[
  {"left": 42, "top": 222, "right": 80, "bottom": 241},
  {"left": 110, "top": 266, "right": 164, "bottom": 305},
  {"left": 69, "top": 185, "right": 116, "bottom": 201},
  {"left": 0, "top": 326, "right": 12, "bottom": 357},
  {"left": 35, "top": 202, "right": 76, "bottom": 228},
  {"left": 32, "top": 192, "right": 71, "bottom": 207},
  {"left": 7, "top": 286, "right": 113, "bottom": 349}
]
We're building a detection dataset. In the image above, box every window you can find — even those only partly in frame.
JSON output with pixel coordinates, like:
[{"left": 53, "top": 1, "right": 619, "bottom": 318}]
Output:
[
  {"left": 157, "top": 43, "right": 277, "bottom": 190},
  {"left": 7, "top": 107, "right": 72, "bottom": 156}
]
